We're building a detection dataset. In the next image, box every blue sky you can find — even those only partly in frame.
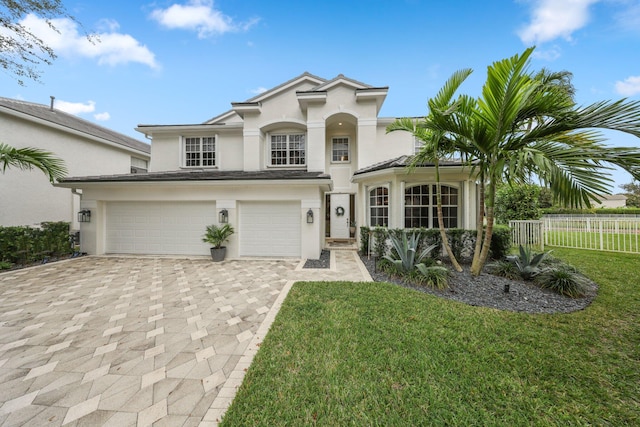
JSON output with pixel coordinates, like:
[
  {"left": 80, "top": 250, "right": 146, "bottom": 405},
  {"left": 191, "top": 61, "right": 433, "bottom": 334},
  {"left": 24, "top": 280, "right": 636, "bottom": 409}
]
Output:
[{"left": 2, "top": 0, "right": 639, "bottom": 188}]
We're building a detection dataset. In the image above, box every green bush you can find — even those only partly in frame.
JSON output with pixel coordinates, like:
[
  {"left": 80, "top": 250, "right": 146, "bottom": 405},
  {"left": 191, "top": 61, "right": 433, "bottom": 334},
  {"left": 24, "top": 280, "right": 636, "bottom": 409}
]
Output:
[
  {"left": 0, "top": 222, "right": 72, "bottom": 266},
  {"left": 495, "top": 184, "right": 542, "bottom": 224},
  {"left": 487, "top": 260, "right": 520, "bottom": 280},
  {"left": 489, "top": 225, "right": 512, "bottom": 260},
  {"left": 359, "top": 226, "right": 370, "bottom": 253},
  {"left": 542, "top": 207, "right": 640, "bottom": 216},
  {"left": 372, "top": 227, "right": 389, "bottom": 259},
  {"left": 535, "top": 267, "right": 588, "bottom": 298}
]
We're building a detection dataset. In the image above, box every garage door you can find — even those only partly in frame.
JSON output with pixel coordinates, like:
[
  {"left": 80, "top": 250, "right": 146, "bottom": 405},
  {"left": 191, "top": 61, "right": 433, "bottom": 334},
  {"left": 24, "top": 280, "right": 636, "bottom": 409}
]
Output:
[
  {"left": 239, "top": 201, "right": 301, "bottom": 257},
  {"left": 106, "top": 201, "right": 215, "bottom": 255}
]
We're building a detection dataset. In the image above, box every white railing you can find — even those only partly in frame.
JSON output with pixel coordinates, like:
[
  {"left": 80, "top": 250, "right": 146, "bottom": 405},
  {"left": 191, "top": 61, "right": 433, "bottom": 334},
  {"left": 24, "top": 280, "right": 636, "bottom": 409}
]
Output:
[
  {"left": 542, "top": 217, "right": 640, "bottom": 254},
  {"left": 509, "top": 220, "right": 544, "bottom": 250}
]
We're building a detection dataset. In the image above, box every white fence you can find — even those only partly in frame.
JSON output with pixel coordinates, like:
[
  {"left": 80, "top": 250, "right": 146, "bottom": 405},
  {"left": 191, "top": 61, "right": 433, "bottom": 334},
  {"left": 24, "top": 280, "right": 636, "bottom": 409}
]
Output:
[{"left": 511, "top": 218, "right": 640, "bottom": 254}]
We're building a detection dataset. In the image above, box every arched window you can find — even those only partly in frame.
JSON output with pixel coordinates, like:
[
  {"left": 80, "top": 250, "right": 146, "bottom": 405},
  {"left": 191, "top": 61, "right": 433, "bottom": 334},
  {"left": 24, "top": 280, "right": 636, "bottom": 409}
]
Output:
[
  {"left": 404, "top": 184, "right": 458, "bottom": 228},
  {"left": 369, "top": 187, "right": 389, "bottom": 227}
]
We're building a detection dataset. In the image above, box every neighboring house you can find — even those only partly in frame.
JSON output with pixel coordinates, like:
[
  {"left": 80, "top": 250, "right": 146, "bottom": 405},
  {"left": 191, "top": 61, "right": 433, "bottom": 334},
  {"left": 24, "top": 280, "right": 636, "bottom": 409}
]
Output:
[
  {"left": 594, "top": 194, "right": 628, "bottom": 208},
  {"left": 1, "top": 97, "right": 150, "bottom": 229},
  {"left": 57, "top": 73, "right": 478, "bottom": 259}
]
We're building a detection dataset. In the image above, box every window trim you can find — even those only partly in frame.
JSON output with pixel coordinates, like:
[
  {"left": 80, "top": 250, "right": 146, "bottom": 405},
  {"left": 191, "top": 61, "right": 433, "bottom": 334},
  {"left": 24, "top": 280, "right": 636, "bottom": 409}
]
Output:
[
  {"left": 404, "top": 183, "right": 459, "bottom": 229},
  {"left": 181, "top": 135, "right": 217, "bottom": 168},
  {"left": 331, "top": 136, "right": 350, "bottom": 163},
  {"left": 368, "top": 186, "right": 389, "bottom": 227},
  {"left": 267, "top": 131, "right": 307, "bottom": 168}
]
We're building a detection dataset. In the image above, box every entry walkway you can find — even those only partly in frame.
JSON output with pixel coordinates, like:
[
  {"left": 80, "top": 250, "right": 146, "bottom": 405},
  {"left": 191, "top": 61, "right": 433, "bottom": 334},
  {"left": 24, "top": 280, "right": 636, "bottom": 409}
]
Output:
[{"left": 0, "top": 250, "right": 370, "bottom": 426}]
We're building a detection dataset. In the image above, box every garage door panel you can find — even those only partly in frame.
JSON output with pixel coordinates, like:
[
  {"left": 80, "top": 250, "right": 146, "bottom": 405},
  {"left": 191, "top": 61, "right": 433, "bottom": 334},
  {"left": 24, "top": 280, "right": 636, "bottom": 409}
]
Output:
[
  {"left": 239, "top": 202, "right": 300, "bottom": 257},
  {"left": 107, "top": 202, "right": 214, "bottom": 255}
]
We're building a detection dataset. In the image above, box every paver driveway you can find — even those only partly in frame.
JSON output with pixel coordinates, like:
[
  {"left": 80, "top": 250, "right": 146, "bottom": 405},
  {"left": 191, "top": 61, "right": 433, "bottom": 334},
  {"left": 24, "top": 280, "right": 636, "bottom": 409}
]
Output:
[{"left": 0, "top": 251, "right": 371, "bottom": 426}]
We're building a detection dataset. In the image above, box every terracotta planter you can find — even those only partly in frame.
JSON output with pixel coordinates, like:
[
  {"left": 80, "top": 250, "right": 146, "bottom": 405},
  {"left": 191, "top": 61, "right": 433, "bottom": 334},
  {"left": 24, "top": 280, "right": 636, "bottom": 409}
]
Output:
[{"left": 210, "top": 247, "right": 226, "bottom": 262}]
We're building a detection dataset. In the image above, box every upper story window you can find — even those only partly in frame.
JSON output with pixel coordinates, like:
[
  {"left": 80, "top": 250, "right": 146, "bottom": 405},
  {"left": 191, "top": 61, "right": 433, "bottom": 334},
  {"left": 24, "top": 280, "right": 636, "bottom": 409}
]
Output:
[
  {"left": 332, "top": 137, "right": 350, "bottom": 162},
  {"left": 405, "top": 184, "right": 459, "bottom": 229},
  {"left": 130, "top": 157, "right": 148, "bottom": 174},
  {"left": 270, "top": 133, "right": 306, "bottom": 166},
  {"left": 184, "top": 136, "right": 215, "bottom": 167}
]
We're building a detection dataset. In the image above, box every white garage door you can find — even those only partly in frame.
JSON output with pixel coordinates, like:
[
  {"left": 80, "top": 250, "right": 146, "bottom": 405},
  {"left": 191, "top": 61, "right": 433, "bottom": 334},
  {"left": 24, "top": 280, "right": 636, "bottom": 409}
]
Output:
[
  {"left": 106, "top": 201, "right": 215, "bottom": 255},
  {"left": 239, "top": 201, "right": 301, "bottom": 257}
]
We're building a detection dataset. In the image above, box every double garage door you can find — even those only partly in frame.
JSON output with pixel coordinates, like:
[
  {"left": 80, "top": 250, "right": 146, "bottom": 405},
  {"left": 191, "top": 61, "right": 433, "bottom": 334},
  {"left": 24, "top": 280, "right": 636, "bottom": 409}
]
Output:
[{"left": 106, "top": 201, "right": 301, "bottom": 257}]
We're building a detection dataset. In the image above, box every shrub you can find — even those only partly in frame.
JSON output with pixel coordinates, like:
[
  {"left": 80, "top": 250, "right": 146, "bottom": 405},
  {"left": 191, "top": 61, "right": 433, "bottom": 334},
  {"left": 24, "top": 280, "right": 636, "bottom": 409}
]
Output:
[
  {"left": 487, "top": 260, "right": 520, "bottom": 280},
  {"left": 495, "top": 184, "right": 542, "bottom": 224},
  {"left": 0, "top": 222, "right": 72, "bottom": 265},
  {"left": 535, "top": 267, "right": 588, "bottom": 298},
  {"left": 372, "top": 227, "right": 389, "bottom": 260},
  {"left": 415, "top": 264, "right": 449, "bottom": 289},
  {"left": 359, "top": 226, "right": 370, "bottom": 253},
  {"left": 489, "top": 225, "right": 512, "bottom": 260},
  {"left": 383, "top": 232, "right": 438, "bottom": 273}
]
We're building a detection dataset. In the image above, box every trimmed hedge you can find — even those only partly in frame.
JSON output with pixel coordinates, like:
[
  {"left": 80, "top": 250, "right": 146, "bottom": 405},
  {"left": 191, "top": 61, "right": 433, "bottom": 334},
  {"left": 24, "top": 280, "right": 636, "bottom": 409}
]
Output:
[
  {"left": 542, "top": 207, "right": 640, "bottom": 216},
  {"left": 0, "top": 222, "right": 73, "bottom": 267}
]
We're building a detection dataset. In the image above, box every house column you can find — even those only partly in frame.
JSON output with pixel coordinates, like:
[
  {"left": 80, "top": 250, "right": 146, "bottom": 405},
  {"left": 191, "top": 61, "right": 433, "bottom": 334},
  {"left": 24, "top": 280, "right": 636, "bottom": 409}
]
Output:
[
  {"left": 79, "top": 199, "right": 100, "bottom": 255},
  {"left": 243, "top": 128, "right": 261, "bottom": 171},
  {"left": 301, "top": 199, "right": 321, "bottom": 259},
  {"left": 306, "top": 120, "right": 325, "bottom": 172},
  {"left": 356, "top": 118, "right": 377, "bottom": 168}
]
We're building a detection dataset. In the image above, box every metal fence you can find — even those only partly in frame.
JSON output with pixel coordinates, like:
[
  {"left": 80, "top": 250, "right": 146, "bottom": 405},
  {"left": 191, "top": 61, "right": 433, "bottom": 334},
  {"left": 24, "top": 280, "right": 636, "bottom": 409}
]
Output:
[{"left": 511, "top": 218, "right": 640, "bottom": 254}]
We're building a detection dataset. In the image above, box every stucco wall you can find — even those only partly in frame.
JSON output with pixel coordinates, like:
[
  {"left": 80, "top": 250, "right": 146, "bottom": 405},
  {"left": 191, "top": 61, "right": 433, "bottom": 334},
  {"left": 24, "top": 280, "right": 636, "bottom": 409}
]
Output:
[{"left": 0, "top": 114, "right": 149, "bottom": 227}]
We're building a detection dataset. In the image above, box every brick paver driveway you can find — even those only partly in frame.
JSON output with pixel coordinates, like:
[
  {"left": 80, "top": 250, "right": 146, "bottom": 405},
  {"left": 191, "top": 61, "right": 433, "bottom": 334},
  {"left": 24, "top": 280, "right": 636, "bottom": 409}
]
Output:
[{"left": 0, "top": 251, "right": 370, "bottom": 426}]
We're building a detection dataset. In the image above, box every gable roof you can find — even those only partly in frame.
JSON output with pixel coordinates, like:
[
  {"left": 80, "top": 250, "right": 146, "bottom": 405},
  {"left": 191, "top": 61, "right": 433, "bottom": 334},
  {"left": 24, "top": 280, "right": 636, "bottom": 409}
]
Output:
[{"left": 0, "top": 97, "right": 150, "bottom": 156}]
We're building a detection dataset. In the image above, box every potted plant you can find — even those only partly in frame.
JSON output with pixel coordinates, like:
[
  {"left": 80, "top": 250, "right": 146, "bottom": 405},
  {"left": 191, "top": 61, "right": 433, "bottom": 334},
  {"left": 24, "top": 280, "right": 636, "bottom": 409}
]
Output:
[
  {"left": 202, "top": 224, "right": 235, "bottom": 262},
  {"left": 349, "top": 220, "right": 356, "bottom": 237}
]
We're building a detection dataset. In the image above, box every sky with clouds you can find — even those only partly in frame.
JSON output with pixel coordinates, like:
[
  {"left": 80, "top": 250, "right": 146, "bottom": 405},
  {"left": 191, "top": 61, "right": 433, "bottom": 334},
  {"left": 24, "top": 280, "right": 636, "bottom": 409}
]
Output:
[{"left": 2, "top": 0, "right": 639, "bottom": 187}]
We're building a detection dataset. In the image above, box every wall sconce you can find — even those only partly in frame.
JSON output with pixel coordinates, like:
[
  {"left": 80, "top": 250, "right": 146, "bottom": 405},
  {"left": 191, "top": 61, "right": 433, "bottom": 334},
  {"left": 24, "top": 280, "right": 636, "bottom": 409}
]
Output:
[
  {"left": 219, "top": 209, "right": 229, "bottom": 223},
  {"left": 306, "top": 209, "right": 314, "bottom": 224},
  {"left": 78, "top": 209, "right": 91, "bottom": 223}
]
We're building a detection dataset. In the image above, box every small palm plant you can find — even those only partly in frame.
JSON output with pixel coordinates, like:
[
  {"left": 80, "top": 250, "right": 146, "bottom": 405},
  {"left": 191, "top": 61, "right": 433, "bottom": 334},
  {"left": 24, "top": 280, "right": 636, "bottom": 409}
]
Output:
[{"left": 202, "top": 224, "right": 234, "bottom": 249}]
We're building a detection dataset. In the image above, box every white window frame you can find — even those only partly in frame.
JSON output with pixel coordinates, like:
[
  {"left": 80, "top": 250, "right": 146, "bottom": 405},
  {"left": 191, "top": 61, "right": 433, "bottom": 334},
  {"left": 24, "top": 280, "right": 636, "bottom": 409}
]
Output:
[
  {"left": 331, "top": 136, "right": 350, "bottom": 163},
  {"left": 369, "top": 186, "right": 389, "bottom": 227},
  {"left": 182, "top": 136, "right": 216, "bottom": 168},
  {"left": 404, "top": 184, "right": 459, "bottom": 229},
  {"left": 268, "top": 132, "right": 306, "bottom": 167}
]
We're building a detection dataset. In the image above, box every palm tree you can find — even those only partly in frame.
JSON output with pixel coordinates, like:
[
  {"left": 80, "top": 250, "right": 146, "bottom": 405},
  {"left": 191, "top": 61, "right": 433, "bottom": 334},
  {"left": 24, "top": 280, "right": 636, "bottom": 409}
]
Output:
[
  {"left": 0, "top": 143, "right": 67, "bottom": 182},
  {"left": 387, "top": 69, "right": 473, "bottom": 272},
  {"left": 428, "top": 47, "right": 640, "bottom": 276}
]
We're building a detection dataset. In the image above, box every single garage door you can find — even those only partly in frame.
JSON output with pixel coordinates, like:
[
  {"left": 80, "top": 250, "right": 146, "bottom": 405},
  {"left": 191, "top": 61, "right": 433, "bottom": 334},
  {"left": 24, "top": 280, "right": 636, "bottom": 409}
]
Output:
[
  {"left": 106, "top": 201, "right": 215, "bottom": 255},
  {"left": 239, "top": 201, "right": 301, "bottom": 257}
]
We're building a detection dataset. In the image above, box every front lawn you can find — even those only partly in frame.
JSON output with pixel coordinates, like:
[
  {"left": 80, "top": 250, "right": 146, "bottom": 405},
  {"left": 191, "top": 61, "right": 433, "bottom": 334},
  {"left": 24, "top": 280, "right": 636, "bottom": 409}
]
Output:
[{"left": 220, "top": 248, "right": 639, "bottom": 426}]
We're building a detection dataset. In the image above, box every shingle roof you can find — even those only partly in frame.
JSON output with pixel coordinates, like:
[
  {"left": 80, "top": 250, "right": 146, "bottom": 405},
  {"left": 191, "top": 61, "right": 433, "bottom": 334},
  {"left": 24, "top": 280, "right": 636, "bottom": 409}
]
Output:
[
  {"left": 0, "top": 97, "right": 150, "bottom": 155},
  {"left": 353, "top": 155, "right": 468, "bottom": 176},
  {"left": 59, "top": 169, "right": 331, "bottom": 183}
]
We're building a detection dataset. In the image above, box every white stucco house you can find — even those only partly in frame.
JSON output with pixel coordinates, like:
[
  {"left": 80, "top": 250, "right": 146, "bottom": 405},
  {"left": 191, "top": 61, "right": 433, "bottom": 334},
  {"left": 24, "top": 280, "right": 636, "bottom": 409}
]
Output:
[
  {"left": 0, "top": 97, "right": 150, "bottom": 228},
  {"left": 57, "top": 73, "right": 479, "bottom": 259},
  {"left": 594, "top": 194, "right": 628, "bottom": 208}
]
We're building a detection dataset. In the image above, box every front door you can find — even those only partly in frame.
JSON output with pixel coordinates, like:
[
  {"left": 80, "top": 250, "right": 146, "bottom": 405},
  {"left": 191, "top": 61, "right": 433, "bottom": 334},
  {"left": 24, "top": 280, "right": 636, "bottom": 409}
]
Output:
[{"left": 330, "top": 193, "right": 350, "bottom": 239}]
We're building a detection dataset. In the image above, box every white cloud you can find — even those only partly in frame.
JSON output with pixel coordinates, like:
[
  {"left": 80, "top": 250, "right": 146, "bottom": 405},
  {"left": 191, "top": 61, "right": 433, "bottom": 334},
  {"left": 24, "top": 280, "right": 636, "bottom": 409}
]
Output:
[
  {"left": 250, "top": 87, "right": 268, "bottom": 95},
  {"left": 20, "top": 14, "right": 159, "bottom": 69},
  {"left": 518, "top": 0, "right": 600, "bottom": 45},
  {"left": 94, "top": 112, "right": 111, "bottom": 121},
  {"left": 54, "top": 99, "right": 96, "bottom": 115},
  {"left": 530, "top": 45, "right": 562, "bottom": 60},
  {"left": 615, "top": 75, "right": 640, "bottom": 96},
  {"left": 150, "top": 0, "right": 259, "bottom": 38}
]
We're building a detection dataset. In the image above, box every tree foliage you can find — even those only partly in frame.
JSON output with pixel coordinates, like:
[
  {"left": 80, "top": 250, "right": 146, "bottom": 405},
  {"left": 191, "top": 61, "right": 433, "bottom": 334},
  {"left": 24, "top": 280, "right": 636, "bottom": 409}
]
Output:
[
  {"left": 619, "top": 181, "right": 640, "bottom": 207},
  {"left": 494, "top": 184, "right": 542, "bottom": 224},
  {"left": 0, "top": 143, "right": 67, "bottom": 182},
  {"left": 0, "top": 0, "right": 85, "bottom": 85},
  {"left": 426, "top": 47, "right": 640, "bottom": 276}
]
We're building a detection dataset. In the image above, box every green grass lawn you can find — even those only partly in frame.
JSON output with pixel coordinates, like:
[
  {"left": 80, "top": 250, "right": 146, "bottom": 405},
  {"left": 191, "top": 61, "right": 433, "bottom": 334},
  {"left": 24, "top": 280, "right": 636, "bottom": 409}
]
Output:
[
  {"left": 546, "top": 230, "right": 640, "bottom": 253},
  {"left": 220, "top": 248, "right": 639, "bottom": 426}
]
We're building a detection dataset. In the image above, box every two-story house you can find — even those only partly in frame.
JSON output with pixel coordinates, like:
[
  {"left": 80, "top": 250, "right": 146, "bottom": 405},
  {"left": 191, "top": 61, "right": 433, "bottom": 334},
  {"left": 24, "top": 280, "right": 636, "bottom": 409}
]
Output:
[
  {"left": 57, "top": 73, "right": 478, "bottom": 259},
  {"left": 0, "top": 97, "right": 150, "bottom": 228}
]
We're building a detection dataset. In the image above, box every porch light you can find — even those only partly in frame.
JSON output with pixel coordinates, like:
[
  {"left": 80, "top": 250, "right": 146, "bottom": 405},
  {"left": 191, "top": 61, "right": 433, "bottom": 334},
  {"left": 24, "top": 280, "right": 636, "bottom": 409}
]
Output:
[
  {"left": 306, "top": 209, "right": 314, "bottom": 224},
  {"left": 78, "top": 209, "right": 91, "bottom": 223},
  {"left": 219, "top": 209, "right": 229, "bottom": 223}
]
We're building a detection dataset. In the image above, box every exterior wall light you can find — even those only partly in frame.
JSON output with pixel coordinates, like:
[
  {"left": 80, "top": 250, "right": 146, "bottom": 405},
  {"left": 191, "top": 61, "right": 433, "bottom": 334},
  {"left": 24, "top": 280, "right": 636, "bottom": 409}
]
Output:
[
  {"left": 219, "top": 209, "right": 229, "bottom": 223},
  {"left": 306, "top": 209, "right": 314, "bottom": 224},
  {"left": 78, "top": 209, "right": 91, "bottom": 223}
]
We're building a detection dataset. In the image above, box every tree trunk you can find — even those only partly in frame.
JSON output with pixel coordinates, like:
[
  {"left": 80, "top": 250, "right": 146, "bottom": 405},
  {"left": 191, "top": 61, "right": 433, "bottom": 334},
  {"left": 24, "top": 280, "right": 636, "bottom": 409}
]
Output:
[
  {"left": 434, "top": 159, "right": 462, "bottom": 272},
  {"left": 471, "top": 179, "right": 496, "bottom": 276},
  {"left": 471, "top": 175, "right": 485, "bottom": 274}
]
